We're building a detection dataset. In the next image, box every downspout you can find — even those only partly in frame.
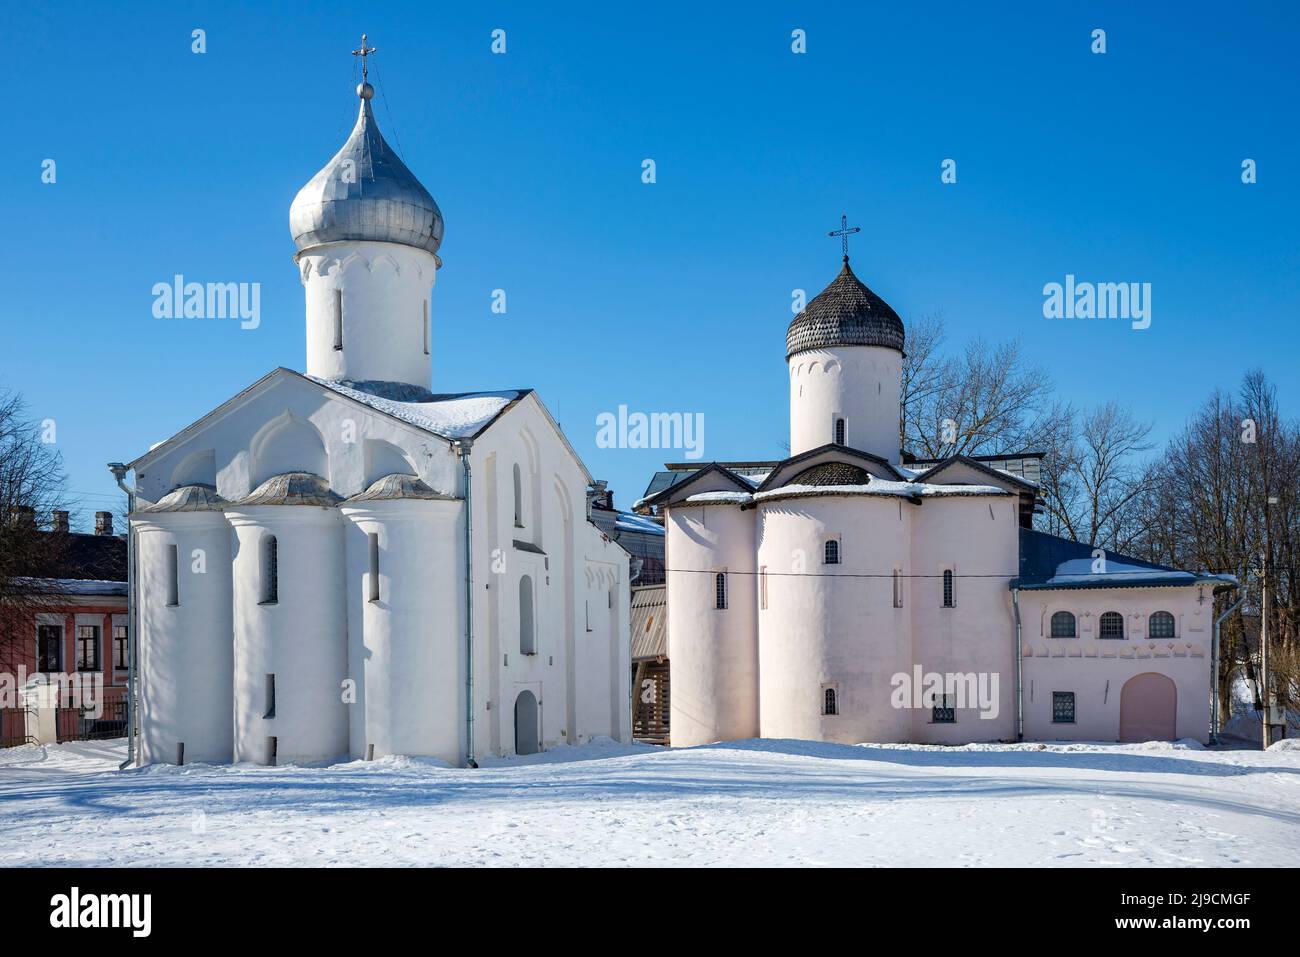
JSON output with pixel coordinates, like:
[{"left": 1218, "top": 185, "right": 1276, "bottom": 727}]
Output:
[
  {"left": 1012, "top": 587, "right": 1024, "bottom": 742},
  {"left": 108, "top": 462, "right": 136, "bottom": 769},
  {"left": 453, "top": 439, "right": 477, "bottom": 768},
  {"left": 1211, "top": 591, "right": 1245, "bottom": 745}
]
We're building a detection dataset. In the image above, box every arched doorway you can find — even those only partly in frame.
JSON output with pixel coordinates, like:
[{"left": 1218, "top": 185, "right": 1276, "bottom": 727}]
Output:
[
  {"left": 514, "top": 690, "right": 539, "bottom": 755},
  {"left": 1119, "top": 672, "right": 1177, "bottom": 742}
]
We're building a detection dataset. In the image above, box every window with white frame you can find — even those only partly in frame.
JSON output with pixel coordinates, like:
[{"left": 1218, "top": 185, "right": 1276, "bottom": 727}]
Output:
[
  {"left": 113, "top": 624, "right": 128, "bottom": 670},
  {"left": 76, "top": 625, "right": 100, "bottom": 672},
  {"left": 37, "top": 623, "right": 62, "bottom": 672}
]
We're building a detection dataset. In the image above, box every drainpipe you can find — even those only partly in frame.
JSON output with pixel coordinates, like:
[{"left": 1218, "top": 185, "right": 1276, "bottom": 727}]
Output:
[
  {"left": 453, "top": 439, "right": 477, "bottom": 768},
  {"left": 107, "top": 462, "right": 136, "bottom": 769},
  {"left": 1211, "top": 592, "right": 1245, "bottom": 745},
  {"left": 1012, "top": 587, "right": 1024, "bottom": 742}
]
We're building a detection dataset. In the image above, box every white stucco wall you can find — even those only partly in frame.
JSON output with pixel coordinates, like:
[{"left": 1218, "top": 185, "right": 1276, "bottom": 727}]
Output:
[
  {"left": 298, "top": 240, "right": 439, "bottom": 389},
  {"left": 666, "top": 501, "right": 758, "bottom": 746},
  {"left": 788, "top": 346, "right": 902, "bottom": 461},
  {"left": 341, "top": 499, "right": 465, "bottom": 763},
  {"left": 1018, "top": 586, "right": 1212, "bottom": 742},
  {"left": 135, "top": 512, "right": 234, "bottom": 764},
  {"left": 757, "top": 494, "right": 913, "bottom": 742},
  {"left": 908, "top": 494, "right": 1019, "bottom": 743},
  {"left": 227, "top": 507, "right": 349, "bottom": 765}
]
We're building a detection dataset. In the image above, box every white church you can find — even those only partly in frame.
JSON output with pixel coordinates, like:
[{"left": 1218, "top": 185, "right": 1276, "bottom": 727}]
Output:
[
  {"left": 641, "top": 249, "right": 1237, "bottom": 747},
  {"left": 125, "top": 58, "right": 631, "bottom": 767}
]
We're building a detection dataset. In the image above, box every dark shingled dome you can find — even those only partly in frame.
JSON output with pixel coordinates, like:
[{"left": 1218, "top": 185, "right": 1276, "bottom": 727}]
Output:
[
  {"left": 790, "top": 462, "right": 872, "bottom": 487},
  {"left": 786, "top": 258, "right": 905, "bottom": 358}
]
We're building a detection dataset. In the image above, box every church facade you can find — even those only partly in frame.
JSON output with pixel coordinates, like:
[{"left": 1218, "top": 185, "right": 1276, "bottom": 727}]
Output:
[
  {"left": 125, "top": 69, "right": 630, "bottom": 768},
  {"left": 641, "top": 255, "right": 1235, "bottom": 747}
]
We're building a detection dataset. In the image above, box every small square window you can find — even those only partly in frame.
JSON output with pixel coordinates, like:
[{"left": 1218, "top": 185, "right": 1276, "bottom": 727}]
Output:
[
  {"left": 932, "top": 694, "right": 955, "bottom": 723},
  {"left": 1052, "top": 692, "right": 1075, "bottom": 724}
]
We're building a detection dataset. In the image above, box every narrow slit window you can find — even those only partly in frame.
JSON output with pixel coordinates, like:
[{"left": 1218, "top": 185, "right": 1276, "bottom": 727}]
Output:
[
  {"left": 166, "top": 544, "right": 179, "bottom": 606},
  {"left": 423, "top": 299, "right": 430, "bottom": 355},
  {"left": 715, "top": 572, "right": 727, "bottom": 610},
  {"left": 333, "top": 289, "right": 343, "bottom": 350},
  {"left": 261, "top": 535, "right": 278, "bottom": 605},
  {"left": 823, "top": 687, "right": 838, "bottom": 716},
  {"left": 942, "top": 569, "right": 954, "bottom": 608},
  {"left": 264, "top": 674, "right": 276, "bottom": 719},
  {"left": 834, "top": 418, "right": 846, "bottom": 445},
  {"left": 893, "top": 568, "right": 903, "bottom": 608},
  {"left": 368, "top": 532, "right": 380, "bottom": 602},
  {"left": 760, "top": 567, "right": 768, "bottom": 610},
  {"left": 513, "top": 464, "right": 524, "bottom": 528},
  {"left": 519, "top": 575, "right": 536, "bottom": 654}
]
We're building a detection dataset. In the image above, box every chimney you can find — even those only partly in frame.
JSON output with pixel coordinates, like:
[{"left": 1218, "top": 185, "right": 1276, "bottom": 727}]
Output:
[
  {"left": 13, "top": 506, "right": 36, "bottom": 528},
  {"left": 52, "top": 510, "right": 69, "bottom": 533},
  {"left": 95, "top": 511, "right": 113, "bottom": 535},
  {"left": 586, "top": 480, "right": 609, "bottom": 520}
]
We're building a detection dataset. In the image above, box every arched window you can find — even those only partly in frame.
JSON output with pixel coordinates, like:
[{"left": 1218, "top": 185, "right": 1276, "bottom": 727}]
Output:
[
  {"left": 824, "top": 540, "right": 840, "bottom": 565},
  {"left": 942, "top": 569, "right": 954, "bottom": 607},
  {"left": 715, "top": 572, "right": 727, "bottom": 610},
  {"left": 1099, "top": 611, "right": 1124, "bottom": 639},
  {"left": 1050, "top": 611, "right": 1076, "bottom": 638},
  {"left": 260, "top": 535, "right": 278, "bottom": 605},
  {"left": 519, "top": 575, "right": 535, "bottom": 654},
  {"left": 823, "top": 687, "right": 838, "bottom": 716},
  {"left": 1149, "top": 611, "right": 1175, "bottom": 639},
  {"left": 512, "top": 464, "right": 524, "bottom": 528},
  {"left": 834, "top": 418, "right": 846, "bottom": 445}
]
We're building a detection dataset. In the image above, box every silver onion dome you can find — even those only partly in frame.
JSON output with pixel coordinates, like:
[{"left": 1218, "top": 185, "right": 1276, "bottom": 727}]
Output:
[{"left": 289, "top": 83, "right": 444, "bottom": 258}]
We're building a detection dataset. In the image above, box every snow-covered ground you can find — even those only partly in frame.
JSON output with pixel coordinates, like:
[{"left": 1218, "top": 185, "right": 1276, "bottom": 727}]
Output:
[{"left": 1, "top": 737, "right": 1297, "bottom": 867}]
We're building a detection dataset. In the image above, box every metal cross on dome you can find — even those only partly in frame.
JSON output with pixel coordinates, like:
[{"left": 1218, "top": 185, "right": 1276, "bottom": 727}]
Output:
[
  {"left": 352, "top": 33, "right": 377, "bottom": 80},
  {"left": 828, "top": 213, "right": 861, "bottom": 260}
]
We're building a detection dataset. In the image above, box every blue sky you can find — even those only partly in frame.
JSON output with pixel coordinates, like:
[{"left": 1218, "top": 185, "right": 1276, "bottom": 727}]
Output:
[{"left": 4, "top": 1, "right": 1297, "bottom": 524}]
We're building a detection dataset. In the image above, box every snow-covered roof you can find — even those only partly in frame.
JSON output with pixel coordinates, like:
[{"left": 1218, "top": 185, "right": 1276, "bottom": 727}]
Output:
[
  {"left": 614, "top": 512, "right": 665, "bottom": 536},
  {"left": 1013, "top": 528, "right": 1237, "bottom": 592},
  {"left": 678, "top": 480, "right": 1010, "bottom": 507},
  {"left": 16, "top": 578, "right": 128, "bottom": 597},
  {"left": 309, "top": 377, "right": 523, "bottom": 440}
]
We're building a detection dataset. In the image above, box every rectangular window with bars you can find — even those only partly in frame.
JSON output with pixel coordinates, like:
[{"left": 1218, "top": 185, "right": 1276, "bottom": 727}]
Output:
[
  {"left": 1052, "top": 692, "right": 1075, "bottom": 724},
  {"left": 942, "top": 569, "right": 954, "bottom": 607},
  {"left": 715, "top": 572, "right": 727, "bottom": 610}
]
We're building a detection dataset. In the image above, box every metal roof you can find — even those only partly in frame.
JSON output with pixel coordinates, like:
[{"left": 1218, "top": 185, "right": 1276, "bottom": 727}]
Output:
[{"left": 290, "top": 90, "right": 444, "bottom": 258}]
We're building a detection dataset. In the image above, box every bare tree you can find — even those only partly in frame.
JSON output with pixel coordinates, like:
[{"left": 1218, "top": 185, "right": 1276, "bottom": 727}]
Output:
[{"left": 0, "top": 387, "right": 70, "bottom": 678}]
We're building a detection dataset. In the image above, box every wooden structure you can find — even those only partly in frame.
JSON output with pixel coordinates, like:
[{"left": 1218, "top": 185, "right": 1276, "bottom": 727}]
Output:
[{"left": 630, "top": 584, "right": 669, "bottom": 744}]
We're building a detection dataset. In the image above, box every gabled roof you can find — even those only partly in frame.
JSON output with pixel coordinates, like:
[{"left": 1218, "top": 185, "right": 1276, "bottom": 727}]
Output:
[
  {"left": 127, "top": 368, "right": 531, "bottom": 472},
  {"left": 756, "top": 443, "right": 905, "bottom": 491},
  {"left": 913, "top": 454, "right": 1039, "bottom": 493},
  {"left": 1012, "top": 528, "right": 1237, "bottom": 591},
  {"left": 638, "top": 462, "right": 756, "bottom": 508}
]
